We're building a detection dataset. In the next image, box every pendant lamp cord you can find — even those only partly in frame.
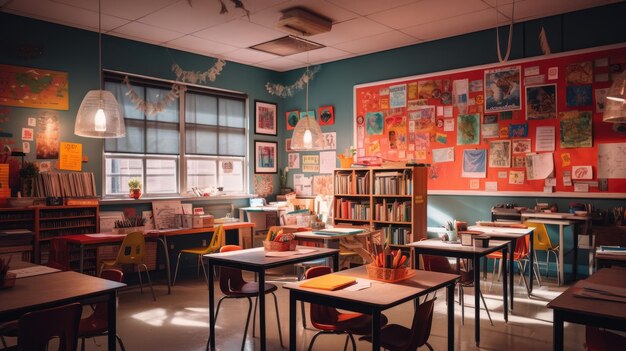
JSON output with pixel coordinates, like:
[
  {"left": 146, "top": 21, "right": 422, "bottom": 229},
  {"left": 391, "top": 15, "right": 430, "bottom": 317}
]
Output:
[
  {"left": 98, "top": 0, "right": 103, "bottom": 91},
  {"left": 496, "top": 0, "right": 515, "bottom": 63}
]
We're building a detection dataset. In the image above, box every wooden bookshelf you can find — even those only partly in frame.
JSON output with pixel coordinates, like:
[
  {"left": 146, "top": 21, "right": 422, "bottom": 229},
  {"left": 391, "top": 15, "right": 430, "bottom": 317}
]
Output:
[{"left": 333, "top": 166, "right": 427, "bottom": 246}]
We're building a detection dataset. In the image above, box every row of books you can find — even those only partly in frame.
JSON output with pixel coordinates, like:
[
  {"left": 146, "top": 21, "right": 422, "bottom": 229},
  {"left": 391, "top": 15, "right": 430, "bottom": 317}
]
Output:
[
  {"left": 334, "top": 199, "right": 371, "bottom": 220},
  {"left": 374, "top": 199, "right": 412, "bottom": 222},
  {"left": 34, "top": 172, "right": 97, "bottom": 198},
  {"left": 373, "top": 169, "right": 413, "bottom": 195},
  {"left": 379, "top": 225, "right": 412, "bottom": 245},
  {"left": 334, "top": 171, "right": 371, "bottom": 195}
]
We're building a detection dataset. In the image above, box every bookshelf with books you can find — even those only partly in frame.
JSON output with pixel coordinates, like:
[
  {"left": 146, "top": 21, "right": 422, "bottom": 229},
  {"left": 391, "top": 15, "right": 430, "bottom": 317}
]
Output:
[
  {"left": 0, "top": 208, "right": 36, "bottom": 261},
  {"left": 333, "top": 166, "right": 427, "bottom": 247}
]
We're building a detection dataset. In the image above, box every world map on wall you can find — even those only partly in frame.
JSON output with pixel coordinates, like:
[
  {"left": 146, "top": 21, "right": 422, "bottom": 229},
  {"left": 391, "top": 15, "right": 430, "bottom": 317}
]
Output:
[{"left": 0, "top": 64, "right": 69, "bottom": 110}]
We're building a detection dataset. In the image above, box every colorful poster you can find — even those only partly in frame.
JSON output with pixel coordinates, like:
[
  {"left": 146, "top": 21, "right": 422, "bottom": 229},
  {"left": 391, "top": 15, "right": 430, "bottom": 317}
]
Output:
[
  {"left": 313, "top": 175, "right": 333, "bottom": 195},
  {"left": 462, "top": 149, "right": 487, "bottom": 178},
  {"left": 58, "top": 142, "right": 82, "bottom": 171},
  {"left": 36, "top": 111, "right": 60, "bottom": 159},
  {"left": 482, "top": 123, "right": 498, "bottom": 138},
  {"left": 512, "top": 139, "right": 531, "bottom": 153},
  {"left": 288, "top": 153, "right": 300, "bottom": 169},
  {"left": 417, "top": 80, "right": 442, "bottom": 99},
  {"left": 566, "top": 61, "right": 593, "bottom": 84},
  {"left": 489, "top": 140, "right": 511, "bottom": 168},
  {"left": 509, "top": 123, "right": 528, "bottom": 138},
  {"left": 389, "top": 84, "right": 407, "bottom": 108},
  {"left": 409, "top": 106, "right": 435, "bottom": 132},
  {"left": 566, "top": 85, "right": 593, "bottom": 106},
  {"left": 560, "top": 111, "right": 592, "bottom": 148},
  {"left": 386, "top": 115, "right": 407, "bottom": 150},
  {"left": 484, "top": 65, "right": 521, "bottom": 112},
  {"left": 526, "top": 84, "right": 557, "bottom": 119},
  {"left": 366, "top": 112, "right": 384, "bottom": 135},
  {"left": 0, "top": 64, "right": 69, "bottom": 110},
  {"left": 457, "top": 114, "right": 480, "bottom": 145},
  {"left": 509, "top": 171, "right": 525, "bottom": 184}
]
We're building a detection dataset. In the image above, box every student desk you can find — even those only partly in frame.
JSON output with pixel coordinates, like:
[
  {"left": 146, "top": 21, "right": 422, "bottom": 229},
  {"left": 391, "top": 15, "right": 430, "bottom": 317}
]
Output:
[
  {"left": 284, "top": 265, "right": 459, "bottom": 351},
  {"left": 205, "top": 246, "right": 339, "bottom": 351},
  {"left": 63, "top": 222, "right": 254, "bottom": 294},
  {"left": 408, "top": 238, "right": 509, "bottom": 347},
  {"left": 0, "top": 271, "right": 125, "bottom": 351},
  {"left": 293, "top": 230, "right": 362, "bottom": 248},
  {"left": 547, "top": 267, "right": 626, "bottom": 351},
  {"left": 521, "top": 212, "right": 591, "bottom": 282},
  {"left": 468, "top": 225, "right": 535, "bottom": 305}
]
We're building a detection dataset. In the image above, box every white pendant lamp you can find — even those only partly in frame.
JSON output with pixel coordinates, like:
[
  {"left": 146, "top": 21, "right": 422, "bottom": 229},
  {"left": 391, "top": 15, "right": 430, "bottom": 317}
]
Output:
[
  {"left": 75, "top": 0, "right": 125, "bottom": 138},
  {"left": 603, "top": 70, "right": 626, "bottom": 123},
  {"left": 290, "top": 68, "right": 323, "bottom": 151}
]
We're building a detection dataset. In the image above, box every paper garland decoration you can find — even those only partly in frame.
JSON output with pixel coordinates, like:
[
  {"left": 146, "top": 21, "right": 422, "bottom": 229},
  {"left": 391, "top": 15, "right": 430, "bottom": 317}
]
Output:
[
  {"left": 124, "top": 77, "right": 182, "bottom": 116},
  {"left": 172, "top": 58, "right": 226, "bottom": 85},
  {"left": 266, "top": 66, "right": 321, "bottom": 98}
]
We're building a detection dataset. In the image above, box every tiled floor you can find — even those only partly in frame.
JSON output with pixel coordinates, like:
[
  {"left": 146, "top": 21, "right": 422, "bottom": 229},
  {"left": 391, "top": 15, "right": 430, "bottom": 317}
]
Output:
[{"left": 72, "top": 269, "right": 588, "bottom": 351}]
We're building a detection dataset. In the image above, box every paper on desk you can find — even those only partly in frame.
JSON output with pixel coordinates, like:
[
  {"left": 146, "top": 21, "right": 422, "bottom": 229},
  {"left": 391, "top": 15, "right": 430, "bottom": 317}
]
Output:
[
  {"left": 573, "top": 280, "right": 626, "bottom": 303},
  {"left": 343, "top": 278, "right": 372, "bottom": 291},
  {"left": 85, "top": 233, "right": 126, "bottom": 237},
  {"left": 9, "top": 266, "right": 60, "bottom": 278}
]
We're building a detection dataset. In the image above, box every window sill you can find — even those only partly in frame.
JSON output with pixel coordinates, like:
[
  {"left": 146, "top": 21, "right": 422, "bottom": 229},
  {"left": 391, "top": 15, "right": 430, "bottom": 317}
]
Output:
[{"left": 99, "top": 194, "right": 255, "bottom": 206}]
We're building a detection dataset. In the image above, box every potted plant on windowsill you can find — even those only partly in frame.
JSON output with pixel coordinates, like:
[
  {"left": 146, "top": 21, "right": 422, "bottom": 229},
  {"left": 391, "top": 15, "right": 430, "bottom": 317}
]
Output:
[{"left": 128, "top": 178, "right": 142, "bottom": 199}]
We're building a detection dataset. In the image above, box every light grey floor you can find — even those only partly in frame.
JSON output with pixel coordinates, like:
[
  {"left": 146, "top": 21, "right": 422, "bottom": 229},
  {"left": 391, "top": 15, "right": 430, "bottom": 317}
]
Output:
[{"left": 10, "top": 269, "right": 589, "bottom": 351}]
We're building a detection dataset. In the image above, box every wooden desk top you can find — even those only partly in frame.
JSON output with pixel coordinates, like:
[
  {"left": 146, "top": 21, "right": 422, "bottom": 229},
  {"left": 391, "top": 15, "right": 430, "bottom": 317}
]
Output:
[
  {"left": 468, "top": 225, "right": 534, "bottom": 237},
  {"left": 294, "top": 231, "right": 356, "bottom": 241},
  {"left": 408, "top": 238, "right": 509, "bottom": 255},
  {"left": 204, "top": 246, "right": 338, "bottom": 269},
  {"left": 521, "top": 212, "right": 590, "bottom": 222},
  {"left": 284, "top": 265, "right": 459, "bottom": 309},
  {"left": 547, "top": 268, "right": 626, "bottom": 321},
  {"left": 0, "top": 271, "right": 125, "bottom": 321}
]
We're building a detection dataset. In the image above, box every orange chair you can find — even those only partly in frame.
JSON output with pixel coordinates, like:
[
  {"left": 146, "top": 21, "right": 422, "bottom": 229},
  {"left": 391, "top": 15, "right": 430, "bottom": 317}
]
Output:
[
  {"left": 9, "top": 303, "right": 82, "bottom": 351},
  {"left": 422, "top": 254, "right": 493, "bottom": 326},
  {"left": 360, "top": 298, "right": 437, "bottom": 351},
  {"left": 305, "top": 266, "right": 389, "bottom": 351},
  {"left": 487, "top": 235, "right": 540, "bottom": 289},
  {"left": 213, "top": 245, "right": 283, "bottom": 351},
  {"left": 78, "top": 269, "right": 126, "bottom": 351}
]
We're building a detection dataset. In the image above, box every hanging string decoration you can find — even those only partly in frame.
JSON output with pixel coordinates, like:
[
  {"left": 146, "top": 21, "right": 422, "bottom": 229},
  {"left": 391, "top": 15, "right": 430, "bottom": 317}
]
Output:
[
  {"left": 124, "top": 76, "right": 182, "bottom": 116},
  {"left": 265, "top": 65, "right": 321, "bottom": 98},
  {"left": 172, "top": 58, "right": 226, "bottom": 85},
  {"left": 187, "top": 0, "right": 250, "bottom": 19},
  {"left": 539, "top": 26, "right": 551, "bottom": 55}
]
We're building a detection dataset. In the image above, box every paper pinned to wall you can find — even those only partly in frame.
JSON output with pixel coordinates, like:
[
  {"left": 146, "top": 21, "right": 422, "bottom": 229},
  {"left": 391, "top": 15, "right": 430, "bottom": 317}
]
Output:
[
  {"left": 294, "top": 174, "right": 312, "bottom": 196},
  {"left": 598, "top": 142, "right": 626, "bottom": 179},
  {"left": 525, "top": 153, "right": 554, "bottom": 180},
  {"left": 319, "top": 151, "right": 336, "bottom": 174},
  {"left": 432, "top": 147, "right": 454, "bottom": 163},
  {"left": 535, "top": 126, "right": 555, "bottom": 152}
]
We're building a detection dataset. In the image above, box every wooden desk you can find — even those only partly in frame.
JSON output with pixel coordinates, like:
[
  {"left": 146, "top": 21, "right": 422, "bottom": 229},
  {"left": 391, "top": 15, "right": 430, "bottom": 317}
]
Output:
[
  {"left": 408, "top": 238, "right": 509, "bottom": 347},
  {"left": 469, "top": 225, "right": 535, "bottom": 305},
  {"left": 521, "top": 212, "right": 591, "bottom": 282},
  {"left": 0, "top": 271, "right": 125, "bottom": 351},
  {"left": 547, "top": 268, "right": 626, "bottom": 351},
  {"left": 205, "top": 246, "right": 339, "bottom": 351},
  {"left": 284, "top": 265, "right": 459, "bottom": 351}
]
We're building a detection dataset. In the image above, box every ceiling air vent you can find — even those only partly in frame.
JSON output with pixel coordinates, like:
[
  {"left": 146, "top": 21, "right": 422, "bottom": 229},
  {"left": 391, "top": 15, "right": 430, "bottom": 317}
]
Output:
[
  {"left": 276, "top": 7, "right": 332, "bottom": 37},
  {"left": 250, "top": 35, "right": 324, "bottom": 56}
]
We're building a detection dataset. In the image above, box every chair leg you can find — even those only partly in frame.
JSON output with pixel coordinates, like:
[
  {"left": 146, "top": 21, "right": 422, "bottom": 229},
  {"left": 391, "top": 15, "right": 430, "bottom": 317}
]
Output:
[
  {"left": 240, "top": 297, "right": 253, "bottom": 351},
  {"left": 479, "top": 291, "right": 494, "bottom": 326},
  {"left": 343, "top": 334, "right": 350, "bottom": 351},
  {"left": 300, "top": 301, "right": 307, "bottom": 329},
  {"left": 215, "top": 296, "right": 227, "bottom": 322},
  {"left": 116, "top": 334, "right": 126, "bottom": 351},
  {"left": 271, "top": 292, "right": 284, "bottom": 348},
  {"left": 199, "top": 256, "right": 209, "bottom": 285},
  {"left": 307, "top": 331, "right": 326, "bottom": 351},
  {"left": 141, "top": 263, "right": 156, "bottom": 301},
  {"left": 347, "top": 332, "right": 357, "bottom": 351},
  {"left": 137, "top": 268, "right": 144, "bottom": 294},
  {"left": 459, "top": 285, "right": 465, "bottom": 325},
  {"left": 173, "top": 252, "right": 184, "bottom": 285},
  {"left": 80, "top": 337, "right": 85, "bottom": 351},
  {"left": 425, "top": 342, "right": 434, "bottom": 351},
  {"left": 252, "top": 297, "right": 258, "bottom": 338}
]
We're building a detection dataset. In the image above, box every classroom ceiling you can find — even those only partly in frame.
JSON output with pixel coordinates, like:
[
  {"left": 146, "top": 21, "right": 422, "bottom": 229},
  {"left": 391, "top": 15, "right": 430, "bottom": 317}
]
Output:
[{"left": 0, "top": 0, "right": 620, "bottom": 72}]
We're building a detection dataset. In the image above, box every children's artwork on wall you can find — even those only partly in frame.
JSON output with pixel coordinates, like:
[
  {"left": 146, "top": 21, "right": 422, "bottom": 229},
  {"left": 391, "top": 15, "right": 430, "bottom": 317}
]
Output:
[
  {"left": 410, "top": 106, "right": 436, "bottom": 132},
  {"left": 418, "top": 80, "right": 443, "bottom": 99},
  {"left": 254, "top": 140, "right": 277, "bottom": 173},
  {"left": 512, "top": 155, "right": 526, "bottom": 168},
  {"left": 288, "top": 153, "right": 300, "bottom": 169},
  {"left": 253, "top": 174, "right": 273, "bottom": 197},
  {"left": 457, "top": 114, "right": 480, "bottom": 145},
  {"left": 499, "top": 111, "right": 513, "bottom": 120},
  {"left": 462, "top": 149, "right": 486, "bottom": 178},
  {"left": 36, "top": 110, "right": 59, "bottom": 159},
  {"left": 509, "top": 123, "right": 528, "bottom": 138},
  {"left": 0, "top": 64, "right": 69, "bottom": 110},
  {"left": 509, "top": 170, "right": 525, "bottom": 184},
  {"left": 489, "top": 140, "right": 511, "bottom": 168},
  {"left": 386, "top": 115, "right": 407, "bottom": 150},
  {"left": 512, "top": 139, "right": 531, "bottom": 153},
  {"left": 483, "top": 114, "right": 498, "bottom": 124},
  {"left": 484, "top": 66, "right": 521, "bottom": 112},
  {"left": 566, "top": 85, "right": 593, "bottom": 106},
  {"left": 286, "top": 110, "right": 299, "bottom": 130},
  {"left": 566, "top": 61, "right": 593, "bottom": 84},
  {"left": 595, "top": 88, "right": 608, "bottom": 113},
  {"left": 366, "top": 112, "right": 384, "bottom": 135},
  {"left": 389, "top": 84, "right": 407, "bottom": 108},
  {"left": 21, "top": 128, "right": 33, "bottom": 141},
  {"left": 285, "top": 138, "right": 292, "bottom": 152},
  {"left": 560, "top": 111, "right": 593, "bottom": 148},
  {"left": 318, "top": 106, "right": 334, "bottom": 125},
  {"left": 526, "top": 84, "right": 557, "bottom": 119},
  {"left": 313, "top": 175, "right": 333, "bottom": 195},
  {"left": 254, "top": 100, "right": 277, "bottom": 136},
  {"left": 322, "top": 132, "right": 336, "bottom": 150},
  {"left": 482, "top": 123, "right": 498, "bottom": 138}
]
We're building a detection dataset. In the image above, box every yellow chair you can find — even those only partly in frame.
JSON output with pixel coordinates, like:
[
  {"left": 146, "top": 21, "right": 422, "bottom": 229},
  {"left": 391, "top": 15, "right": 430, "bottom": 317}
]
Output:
[
  {"left": 527, "top": 221, "right": 560, "bottom": 285},
  {"left": 173, "top": 225, "right": 224, "bottom": 285},
  {"left": 100, "top": 231, "right": 156, "bottom": 301}
]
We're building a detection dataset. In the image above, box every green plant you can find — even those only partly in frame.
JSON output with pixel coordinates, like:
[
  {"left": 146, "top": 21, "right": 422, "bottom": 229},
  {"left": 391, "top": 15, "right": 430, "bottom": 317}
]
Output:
[
  {"left": 19, "top": 162, "right": 39, "bottom": 178},
  {"left": 128, "top": 177, "right": 142, "bottom": 190},
  {"left": 279, "top": 166, "right": 289, "bottom": 188}
]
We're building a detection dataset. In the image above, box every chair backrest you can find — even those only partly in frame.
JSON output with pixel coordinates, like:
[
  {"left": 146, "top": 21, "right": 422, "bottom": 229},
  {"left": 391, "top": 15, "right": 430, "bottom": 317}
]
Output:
[
  {"left": 305, "top": 266, "right": 340, "bottom": 324},
  {"left": 48, "top": 238, "right": 70, "bottom": 271},
  {"left": 527, "top": 222, "right": 553, "bottom": 250},
  {"left": 218, "top": 245, "right": 246, "bottom": 294},
  {"left": 422, "top": 255, "right": 454, "bottom": 274},
  {"left": 17, "top": 303, "right": 82, "bottom": 351},
  {"left": 114, "top": 231, "right": 146, "bottom": 264},
  {"left": 83, "top": 269, "right": 125, "bottom": 332},
  {"left": 204, "top": 225, "right": 224, "bottom": 254},
  {"left": 405, "top": 297, "right": 437, "bottom": 351}
]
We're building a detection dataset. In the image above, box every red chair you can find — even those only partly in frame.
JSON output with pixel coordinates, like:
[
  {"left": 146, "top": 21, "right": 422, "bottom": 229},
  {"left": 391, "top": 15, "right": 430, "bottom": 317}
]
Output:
[
  {"left": 585, "top": 327, "right": 626, "bottom": 351},
  {"left": 487, "top": 235, "right": 540, "bottom": 290},
  {"left": 213, "top": 245, "right": 283, "bottom": 351},
  {"left": 10, "top": 303, "right": 82, "bottom": 351},
  {"left": 422, "top": 254, "right": 493, "bottom": 326},
  {"left": 305, "top": 266, "right": 389, "bottom": 351},
  {"left": 360, "top": 298, "right": 437, "bottom": 351},
  {"left": 78, "top": 269, "right": 126, "bottom": 351}
]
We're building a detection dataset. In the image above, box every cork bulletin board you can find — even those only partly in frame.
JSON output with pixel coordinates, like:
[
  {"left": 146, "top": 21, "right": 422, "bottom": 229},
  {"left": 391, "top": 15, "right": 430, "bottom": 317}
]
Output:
[{"left": 353, "top": 44, "right": 626, "bottom": 196}]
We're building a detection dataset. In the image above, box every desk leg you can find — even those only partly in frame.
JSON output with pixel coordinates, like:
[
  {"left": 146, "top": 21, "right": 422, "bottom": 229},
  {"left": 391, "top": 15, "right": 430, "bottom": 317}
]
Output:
[
  {"left": 107, "top": 290, "right": 116, "bottom": 351},
  {"left": 207, "top": 261, "right": 216, "bottom": 351},
  {"left": 503, "top": 246, "right": 508, "bottom": 323},
  {"left": 333, "top": 252, "right": 339, "bottom": 272},
  {"left": 259, "top": 270, "right": 267, "bottom": 351},
  {"left": 529, "top": 231, "right": 534, "bottom": 293},
  {"left": 573, "top": 228, "right": 578, "bottom": 281},
  {"left": 558, "top": 225, "right": 564, "bottom": 285},
  {"left": 372, "top": 310, "right": 381, "bottom": 350},
  {"left": 289, "top": 292, "right": 296, "bottom": 351},
  {"left": 80, "top": 244, "right": 85, "bottom": 273},
  {"left": 157, "top": 236, "right": 171, "bottom": 294},
  {"left": 508, "top": 240, "right": 514, "bottom": 311},
  {"left": 447, "top": 284, "right": 454, "bottom": 351},
  {"left": 474, "top": 256, "right": 480, "bottom": 347},
  {"left": 553, "top": 310, "right": 564, "bottom": 351}
]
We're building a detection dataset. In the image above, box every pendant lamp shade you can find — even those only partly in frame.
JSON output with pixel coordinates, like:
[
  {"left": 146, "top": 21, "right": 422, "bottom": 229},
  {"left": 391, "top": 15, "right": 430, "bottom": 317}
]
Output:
[
  {"left": 75, "top": 90, "right": 125, "bottom": 138},
  {"left": 291, "top": 116, "right": 324, "bottom": 151},
  {"left": 603, "top": 70, "right": 626, "bottom": 123}
]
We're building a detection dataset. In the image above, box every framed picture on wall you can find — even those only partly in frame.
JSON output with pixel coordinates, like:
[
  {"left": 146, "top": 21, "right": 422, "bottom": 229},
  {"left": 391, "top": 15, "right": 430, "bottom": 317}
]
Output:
[
  {"left": 254, "top": 140, "right": 277, "bottom": 173},
  {"left": 286, "top": 110, "right": 299, "bottom": 130},
  {"left": 318, "top": 105, "right": 334, "bottom": 125},
  {"left": 254, "top": 100, "right": 277, "bottom": 136}
]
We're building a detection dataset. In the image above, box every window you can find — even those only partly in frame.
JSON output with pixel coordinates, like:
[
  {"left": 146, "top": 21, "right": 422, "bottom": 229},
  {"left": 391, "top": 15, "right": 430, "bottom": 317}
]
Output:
[{"left": 103, "top": 75, "right": 247, "bottom": 197}]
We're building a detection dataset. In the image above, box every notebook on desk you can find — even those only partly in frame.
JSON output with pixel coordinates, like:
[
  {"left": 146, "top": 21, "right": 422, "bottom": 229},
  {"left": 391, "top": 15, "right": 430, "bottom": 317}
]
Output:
[
  {"left": 300, "top": 274, "right": 357, "bottom": 291},
  {"left": 313, "top": 228, "right": 365, "bottom": 236}
]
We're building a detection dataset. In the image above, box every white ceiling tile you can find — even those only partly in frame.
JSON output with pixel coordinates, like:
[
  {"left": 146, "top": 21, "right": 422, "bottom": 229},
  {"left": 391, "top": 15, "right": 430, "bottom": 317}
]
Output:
[
  {"left": 112, "top": 22, "right": 183, "bottom": 43},
  {"left": 257, "top": 57, "right": 304, "bottom": 71},
  {"left": 166, "top": 35, "right": 239, "bottom": 55},
  {"left": 226, "top": 48, "right": 280, "bottom": 64},
  {"left": 368, "top": 0, "right": 490, "bottom": 29},
  {"left": 327, "top": 0, "right": 419, "bottom": 16},
  {"left": 334, "top": 30, "right": 418, "bottom": 54},
  {"left": 138, "top": 0, "right": 243, "bottom": 34},
  {"left": 311, "top": 17, "right": 392, "bottom": 46},
  {"left": 193, "top": 19, "right": 285, "bottom": 48},
  {"left": 289, "top": 47, "right": 351, "bottom": 63},
  {"left": 52, "top": 0, "right": 179, "bottom": 21},
  {"left": 401, "top": 8, "right": 502, "bottom": 41}
]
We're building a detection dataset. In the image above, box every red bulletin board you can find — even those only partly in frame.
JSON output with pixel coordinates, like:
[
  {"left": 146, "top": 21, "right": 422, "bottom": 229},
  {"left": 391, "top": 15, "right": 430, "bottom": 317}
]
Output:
[{"left": 353, "top": 44, "right": 626, "bottom": 195}]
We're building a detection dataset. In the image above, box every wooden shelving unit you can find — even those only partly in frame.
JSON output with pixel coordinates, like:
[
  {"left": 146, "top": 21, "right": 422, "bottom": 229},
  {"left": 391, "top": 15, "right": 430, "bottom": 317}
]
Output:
[{"left": 333, "top": 166, "right": 427, "bottom": 246}]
